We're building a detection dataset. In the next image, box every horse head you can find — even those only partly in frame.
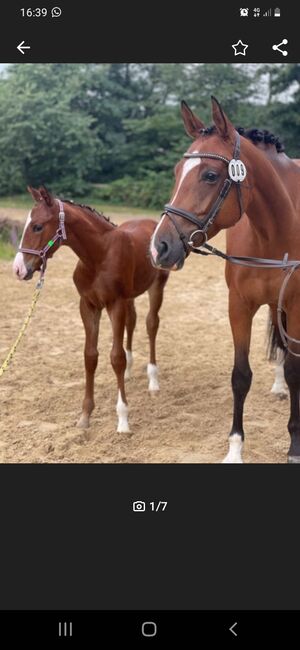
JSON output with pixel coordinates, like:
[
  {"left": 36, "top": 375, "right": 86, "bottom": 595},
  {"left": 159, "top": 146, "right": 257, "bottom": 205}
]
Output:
[
  {"left": 13, "top": 186, "right": 66, "bottom": 280},
  {"left": 150, "top": 97, "right": 252, "bottom": 270}
]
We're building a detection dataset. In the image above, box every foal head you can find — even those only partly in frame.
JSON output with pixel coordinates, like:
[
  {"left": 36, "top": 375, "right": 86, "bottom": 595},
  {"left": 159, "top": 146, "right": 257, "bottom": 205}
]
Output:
[
  {"left": 13, "top": 186, "right": 64, "bottom": 281},
  {"left": 150, "top": 97, "right": 252, "bottom": 270}
]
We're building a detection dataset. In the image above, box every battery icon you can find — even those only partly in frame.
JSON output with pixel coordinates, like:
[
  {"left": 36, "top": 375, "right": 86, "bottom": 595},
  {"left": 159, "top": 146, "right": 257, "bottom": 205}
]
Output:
[{"left": 274, "top": 7, "right": 280, "bottom": 17}]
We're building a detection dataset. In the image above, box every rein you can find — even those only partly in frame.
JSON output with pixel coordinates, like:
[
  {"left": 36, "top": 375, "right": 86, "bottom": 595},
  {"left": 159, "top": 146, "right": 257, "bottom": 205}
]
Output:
[
  {"left": 19, "top": 199, "right": 67, "bottom": 283},
  {"left": 194, "top": 241, "right": 300, "bottom": 357}
]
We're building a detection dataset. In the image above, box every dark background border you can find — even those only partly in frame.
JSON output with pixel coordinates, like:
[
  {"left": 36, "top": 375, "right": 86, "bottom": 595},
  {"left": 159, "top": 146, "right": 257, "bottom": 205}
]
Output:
[
  {"left": 1, "top": 465, "right": 298, "bottom": 610},
  {"left": 0, "top": 1, "right": 299, "bottom": 62},
  {"left": 1, "top": 0, "right": 300, "bottom": 615}
]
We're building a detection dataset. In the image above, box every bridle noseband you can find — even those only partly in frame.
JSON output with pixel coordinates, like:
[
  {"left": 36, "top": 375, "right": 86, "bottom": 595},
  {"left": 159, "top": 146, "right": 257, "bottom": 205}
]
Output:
[
  {"left": 19, "top": 199, "right": 67, "bottom": 282},
  {"left": 162, "top": 132, "right": 246, "bottom": 254}
]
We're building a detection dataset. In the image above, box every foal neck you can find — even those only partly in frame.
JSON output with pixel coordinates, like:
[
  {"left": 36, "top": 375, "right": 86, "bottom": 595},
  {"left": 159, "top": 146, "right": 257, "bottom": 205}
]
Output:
[{"left": 62, "top": 201, "right": 115, "bottom": 264}]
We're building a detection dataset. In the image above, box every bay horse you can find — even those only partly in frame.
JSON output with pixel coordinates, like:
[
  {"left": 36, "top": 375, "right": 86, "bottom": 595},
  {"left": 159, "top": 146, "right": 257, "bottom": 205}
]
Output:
[
  {"left": 13, "top": 186, "right": 169, "bottom": 433},
  {"left": 150, "top": 96, "right": 300, "bottom": 463}
]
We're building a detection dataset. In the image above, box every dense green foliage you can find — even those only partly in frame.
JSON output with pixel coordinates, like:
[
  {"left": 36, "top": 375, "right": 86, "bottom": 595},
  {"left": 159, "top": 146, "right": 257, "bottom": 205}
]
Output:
[{"left": 0, "top": 63, "right": 299, "bottom": 208}]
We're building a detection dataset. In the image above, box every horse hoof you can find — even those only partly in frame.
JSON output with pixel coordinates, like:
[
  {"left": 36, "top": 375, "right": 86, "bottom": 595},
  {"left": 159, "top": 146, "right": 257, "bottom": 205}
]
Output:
[
  {"left": 287, "top": 455, "right": 300, "bottom": 463},
  {"left": 77, "top": 414, "right": 90, "bottom": 429},
  {"left": 149, "top": 388, "right": 159, "bottom": 397},
  {"left": 270, "top": 388, "right": 288, "bottom": 400},
  {"left": 117, "top": 424, "right": 131, "bottom": 434}
]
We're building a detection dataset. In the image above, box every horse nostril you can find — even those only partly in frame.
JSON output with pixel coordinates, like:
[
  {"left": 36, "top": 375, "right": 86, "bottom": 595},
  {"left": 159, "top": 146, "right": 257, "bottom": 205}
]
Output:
[{"left": 157, "top": 240, "right": 169, "bottom": 261}]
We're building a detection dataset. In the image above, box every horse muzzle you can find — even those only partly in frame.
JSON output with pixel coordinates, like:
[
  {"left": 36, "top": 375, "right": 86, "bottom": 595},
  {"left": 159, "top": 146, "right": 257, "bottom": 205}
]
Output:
[{"left": 150, "top": 237, "right": 186, "bottom": 270}]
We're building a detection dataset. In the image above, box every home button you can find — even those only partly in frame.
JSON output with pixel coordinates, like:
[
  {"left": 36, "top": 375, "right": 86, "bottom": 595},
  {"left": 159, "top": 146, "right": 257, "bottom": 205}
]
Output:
[{"left": 141, "top": 621, "right": 157, "bottom": 637}]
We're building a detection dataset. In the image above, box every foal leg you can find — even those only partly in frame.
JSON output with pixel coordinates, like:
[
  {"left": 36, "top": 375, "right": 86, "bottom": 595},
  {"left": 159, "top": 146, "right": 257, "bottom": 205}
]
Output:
[
  {"left": 146, "top": 272, "right": 168, "bottom": 393},
  {"left": 107, "top": 299, "right": 130, "bottom": 433},
  {"left": 77, "top": 298, "right": 101, "bottom": 428},
  {"left": 124, "top": 299, "right": 137, "bottom": 380},
  {"left": 223, "top": 293, "right": 256, "bottom": 463}
]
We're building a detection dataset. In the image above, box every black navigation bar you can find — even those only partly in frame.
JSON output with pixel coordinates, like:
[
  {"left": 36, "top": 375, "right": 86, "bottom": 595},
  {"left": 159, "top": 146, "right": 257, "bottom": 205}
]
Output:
[{"left": 0, "top": 611, "right": 298, "bottom": 643}]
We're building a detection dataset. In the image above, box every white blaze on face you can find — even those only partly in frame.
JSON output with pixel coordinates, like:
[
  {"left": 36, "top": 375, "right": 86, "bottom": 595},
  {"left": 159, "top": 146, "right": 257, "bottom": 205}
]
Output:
[
  {"left": 170, "top": 156, "right": 201, "bottom": 205},
  {"left": 13, "top": 210, "right": 32, "bottom": 280},
  {"left": 150, "top": 154, "right": 201, "bottom": 257}
]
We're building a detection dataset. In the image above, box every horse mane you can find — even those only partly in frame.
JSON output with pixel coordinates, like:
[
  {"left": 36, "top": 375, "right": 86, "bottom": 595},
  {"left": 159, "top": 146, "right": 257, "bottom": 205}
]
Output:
[
  {"left": 61, "top": 198, "right": 117, "bottom": 227},
  {"left": 199, "top": 125, "right": 285, "bottom": 153}
]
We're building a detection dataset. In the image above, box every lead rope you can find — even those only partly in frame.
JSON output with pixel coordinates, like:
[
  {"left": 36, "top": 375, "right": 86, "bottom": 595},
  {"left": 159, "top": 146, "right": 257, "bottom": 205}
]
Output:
[
  {"left": 0, "top": 198, "right": 66, "bottom": 377},
  {"left": 0, "top": 277, "right": 44, "bottom": 377}
]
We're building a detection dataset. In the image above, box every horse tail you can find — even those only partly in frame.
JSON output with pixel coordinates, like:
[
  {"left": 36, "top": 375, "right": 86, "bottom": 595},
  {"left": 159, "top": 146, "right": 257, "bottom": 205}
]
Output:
[{"left": 266, "top": 306, "right": 287, "bottom": 361}]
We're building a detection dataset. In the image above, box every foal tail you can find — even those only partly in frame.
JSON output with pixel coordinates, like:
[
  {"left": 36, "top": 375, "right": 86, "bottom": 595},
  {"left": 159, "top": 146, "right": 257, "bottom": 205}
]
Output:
[{"left": 266, "top": 306, "right": 287, "bottom": 361}]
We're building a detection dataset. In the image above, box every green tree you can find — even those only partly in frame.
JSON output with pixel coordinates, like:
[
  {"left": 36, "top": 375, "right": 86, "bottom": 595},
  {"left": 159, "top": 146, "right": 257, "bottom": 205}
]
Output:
[
  {"left": 268, "top": 64, "right": 300, "bottom": 157},
  {"left": 0, "top": 64, "right": 99, "bottom": 195}
]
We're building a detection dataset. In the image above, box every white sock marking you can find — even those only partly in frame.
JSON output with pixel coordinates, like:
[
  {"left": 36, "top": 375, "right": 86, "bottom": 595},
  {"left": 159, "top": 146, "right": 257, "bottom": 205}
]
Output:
[
  {"left": 116, "top": 390, "right": 130, "bottom": 433},
  {"left": 147, "top": 363, "right": 160, "bottom": 391},
  {"left": 222, "top": 433, "right": 243, "bottom": 463},
  {"left": 13, "top": 210, "right": 32, "bottom": 279},
  {"left": 125, "top": 350, "right": 133, "bottom": 380},
  {"left": 271, "top": 349, "right": 288, "bottom": 397}
]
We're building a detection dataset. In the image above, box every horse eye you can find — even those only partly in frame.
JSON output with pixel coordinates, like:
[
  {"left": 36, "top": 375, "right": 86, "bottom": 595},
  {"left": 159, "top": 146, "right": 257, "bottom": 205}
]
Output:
[
  {"left": 32, "top": 224, "right": 43, "bottom": 233},
  {"left": 203, "top": 171, "right": 219, "bottom": 183}
]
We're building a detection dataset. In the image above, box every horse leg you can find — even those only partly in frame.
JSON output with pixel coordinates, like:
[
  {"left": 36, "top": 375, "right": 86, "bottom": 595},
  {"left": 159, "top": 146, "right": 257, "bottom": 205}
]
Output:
[
  {"left": 271, "top": 348, "right": 288, "bottom": 398},
  {"left": 268, "top": 306, "right": 288, "bottom": 398},
  {"left": 223, "top": 292, "right": 256, "bottom": 463},
  {"left": 77, "top": 297, "right": 101, "bottom": 428},
  {"left": 284, "top": 308, "right": 300, "bottom": 462},
  {"left": 124, "top": 299, "right": 137, "bottom": 380},
  {"left": 146, "top": 272, "right": 168, "bottom": 392},
  {"left": 107, "top": 299, "right": 129, "bottom": 433}
]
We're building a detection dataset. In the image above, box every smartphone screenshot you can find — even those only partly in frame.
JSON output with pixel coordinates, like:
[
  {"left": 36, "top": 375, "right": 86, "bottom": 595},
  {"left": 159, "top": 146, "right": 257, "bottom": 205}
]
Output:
[{"left": 0, "top": 1, "right": 300, "bottom": 642}]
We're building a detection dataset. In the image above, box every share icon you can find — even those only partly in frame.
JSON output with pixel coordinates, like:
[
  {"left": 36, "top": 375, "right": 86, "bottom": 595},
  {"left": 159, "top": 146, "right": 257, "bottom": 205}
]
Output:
[{"left": 272, "top": 39, "right": 288, "bottom": 56}]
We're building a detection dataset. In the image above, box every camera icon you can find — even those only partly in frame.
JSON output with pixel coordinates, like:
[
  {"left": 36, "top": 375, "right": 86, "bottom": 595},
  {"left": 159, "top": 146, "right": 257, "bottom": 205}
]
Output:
[{"left": 133, "top": 500, "right": 146, "bottom": 512}]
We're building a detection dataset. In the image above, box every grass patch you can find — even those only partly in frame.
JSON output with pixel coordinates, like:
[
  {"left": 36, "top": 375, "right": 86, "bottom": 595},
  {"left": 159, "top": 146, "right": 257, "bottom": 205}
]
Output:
[{"left": 0, "top": 240, "right": 15, "bottom": 260}]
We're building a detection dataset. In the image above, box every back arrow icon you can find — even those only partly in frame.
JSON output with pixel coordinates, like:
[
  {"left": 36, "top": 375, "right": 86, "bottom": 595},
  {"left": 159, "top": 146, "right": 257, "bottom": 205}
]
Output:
[
  {"left": 17, "top": 41, "right": 31, "bottom": 55},
  {"left": 229, "top": 622, "right": 238, "bottom": 637}
]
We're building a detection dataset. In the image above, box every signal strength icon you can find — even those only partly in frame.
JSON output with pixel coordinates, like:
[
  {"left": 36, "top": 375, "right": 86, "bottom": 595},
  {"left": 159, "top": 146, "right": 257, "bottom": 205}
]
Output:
[{"left": 263, "top": 8, "right": 272, "bottom": 16}]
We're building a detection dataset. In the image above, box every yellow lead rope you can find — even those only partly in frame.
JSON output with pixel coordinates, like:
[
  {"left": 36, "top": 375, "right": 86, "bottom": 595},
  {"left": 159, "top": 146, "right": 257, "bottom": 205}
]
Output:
[{"left": 0, "top": 279, "right": 44, "bottom": 377}]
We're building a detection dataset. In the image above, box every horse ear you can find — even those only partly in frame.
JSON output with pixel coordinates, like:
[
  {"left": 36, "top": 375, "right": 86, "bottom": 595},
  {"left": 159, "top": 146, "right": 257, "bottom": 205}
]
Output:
[
  {"left": 211, "top": 96, "right": 235, "bottom": 141},
  {"left": 181, "top": 100, "right": 205, "bottom": 139},
  {"left": 27, "top": 186, "right": 42, "bottom": 202},
  {"left": 39, "top": 185, "right": 54, "bottom": 207}
]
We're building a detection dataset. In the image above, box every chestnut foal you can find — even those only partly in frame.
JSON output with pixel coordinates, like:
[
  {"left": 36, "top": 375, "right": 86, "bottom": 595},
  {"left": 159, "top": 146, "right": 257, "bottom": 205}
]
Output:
[{"left": 13, "top": 186, "right": 169, "bottom": 433}]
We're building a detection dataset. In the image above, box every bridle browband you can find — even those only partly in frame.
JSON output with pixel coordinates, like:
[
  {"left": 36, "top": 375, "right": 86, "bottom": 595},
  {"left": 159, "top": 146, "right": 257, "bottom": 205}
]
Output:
[
  {"left": 19, "top": 199, "right": 67, "bottom": 282},
  {"left": 162, "top": 132, "right": 246, "bottom": 254}
]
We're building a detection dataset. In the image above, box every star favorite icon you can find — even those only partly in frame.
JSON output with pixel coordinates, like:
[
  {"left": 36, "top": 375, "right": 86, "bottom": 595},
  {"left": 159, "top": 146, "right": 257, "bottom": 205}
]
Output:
[{"left": 232, "top": 40, "right": 249, "bottom": 56}]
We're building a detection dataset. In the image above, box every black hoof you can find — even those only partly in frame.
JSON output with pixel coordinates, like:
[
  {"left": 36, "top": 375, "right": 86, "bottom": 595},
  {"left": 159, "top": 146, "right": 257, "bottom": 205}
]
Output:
[{"left": 287, "top": 455, "right": 300, "bottom": 464}]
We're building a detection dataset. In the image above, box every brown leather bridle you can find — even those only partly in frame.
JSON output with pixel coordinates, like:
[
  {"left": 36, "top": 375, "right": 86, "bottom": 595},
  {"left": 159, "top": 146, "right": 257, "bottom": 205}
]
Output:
[{"left": 161, "top": 132, "right": 246, "bottom": 254}]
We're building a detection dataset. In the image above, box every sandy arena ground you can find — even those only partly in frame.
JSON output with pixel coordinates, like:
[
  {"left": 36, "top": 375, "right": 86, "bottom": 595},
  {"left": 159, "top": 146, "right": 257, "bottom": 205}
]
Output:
[{"left": 0, "top": 207, "right": 290, "bottom": 463}]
